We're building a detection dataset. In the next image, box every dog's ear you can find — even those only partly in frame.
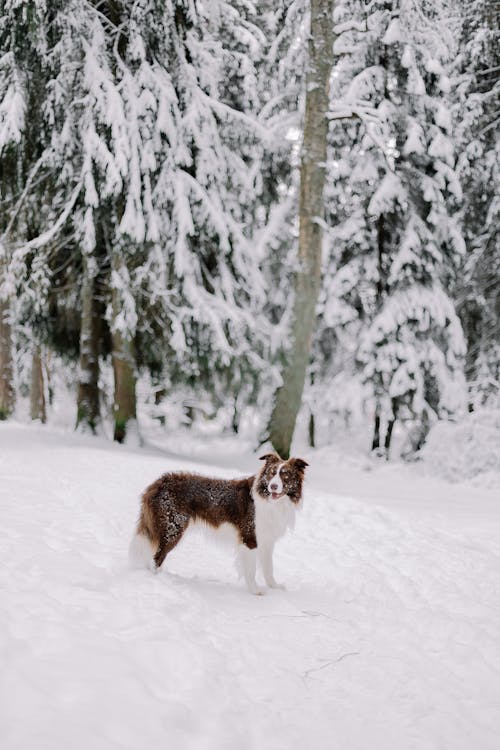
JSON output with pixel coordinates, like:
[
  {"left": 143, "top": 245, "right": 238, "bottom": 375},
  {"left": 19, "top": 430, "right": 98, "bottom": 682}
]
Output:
[
  {"left": 290, "top": 457, "right": 309, "bottom": 471},
  {"left": 259, "top": 453, "right": 281, "bottom": 463}
]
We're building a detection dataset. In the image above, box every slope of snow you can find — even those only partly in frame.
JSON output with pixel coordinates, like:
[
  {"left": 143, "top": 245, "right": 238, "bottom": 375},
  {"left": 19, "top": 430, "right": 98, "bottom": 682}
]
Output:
[{"left": 1, "top": 422, "right": 500, "bottom": 750}]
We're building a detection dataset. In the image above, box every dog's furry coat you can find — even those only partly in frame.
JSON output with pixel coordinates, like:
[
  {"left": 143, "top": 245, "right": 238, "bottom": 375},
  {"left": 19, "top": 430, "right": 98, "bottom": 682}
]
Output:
[{"left": 130, "top": 453, "right": 308, "bottom": 594}]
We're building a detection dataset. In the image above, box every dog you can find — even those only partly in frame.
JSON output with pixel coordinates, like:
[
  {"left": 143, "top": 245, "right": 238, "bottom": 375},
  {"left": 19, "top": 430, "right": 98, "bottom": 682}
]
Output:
[{"left": 129, "top": 453, "right": 308, "bottom": 594}]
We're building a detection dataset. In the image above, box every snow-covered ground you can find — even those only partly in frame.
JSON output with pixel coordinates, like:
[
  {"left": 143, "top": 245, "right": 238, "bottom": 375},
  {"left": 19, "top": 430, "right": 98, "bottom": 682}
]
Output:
[{"left": 1, "top": 422, "right": 500, "bottom": 750}]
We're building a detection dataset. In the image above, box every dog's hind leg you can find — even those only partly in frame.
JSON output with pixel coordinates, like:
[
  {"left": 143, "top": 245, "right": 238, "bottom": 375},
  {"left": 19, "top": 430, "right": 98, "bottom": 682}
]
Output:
[{"left": 153, "top": 512, "right": 190, "bottom": 570}]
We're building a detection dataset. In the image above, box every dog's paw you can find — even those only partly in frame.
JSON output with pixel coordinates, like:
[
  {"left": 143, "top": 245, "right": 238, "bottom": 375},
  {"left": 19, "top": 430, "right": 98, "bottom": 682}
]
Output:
[
  {"left": 247, "top": 584, "right": 265, "bottom": 596},
  {"left": 268, "top": 581, "right": 286, "bottom": 591}
]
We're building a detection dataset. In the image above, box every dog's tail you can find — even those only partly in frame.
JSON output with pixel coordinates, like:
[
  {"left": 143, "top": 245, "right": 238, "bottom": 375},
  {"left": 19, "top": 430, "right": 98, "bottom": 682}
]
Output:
[
  {"left": 128, "top": 530, "right": 155, "bottom": 569},
  {"left": 128, "top": 503, "right": 158, "bottom": 569}
]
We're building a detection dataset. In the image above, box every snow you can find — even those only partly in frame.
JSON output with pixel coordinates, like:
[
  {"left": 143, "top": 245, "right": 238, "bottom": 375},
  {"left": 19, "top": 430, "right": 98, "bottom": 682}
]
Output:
[
  {"left": 382, "top": 18, "right": 402, "bottom": 45},
  {"left": 367, "top": 173, "right": 404, "bottom": 216},
  {"left": 1, "top": 423, "right": 500, "bottom": 750},
  {"left": 422, "top": 406, "right": 500, "bottom": 487}
]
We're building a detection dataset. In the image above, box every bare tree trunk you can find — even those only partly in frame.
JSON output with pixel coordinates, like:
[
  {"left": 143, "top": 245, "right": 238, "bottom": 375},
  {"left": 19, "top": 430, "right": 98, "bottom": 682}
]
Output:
[
  {"left": 384, "top": 418, "right": 396, "bottom": 458},
  {"left": 30, "top": 346, "right": 46, "bottom": 423},
  {"left": 268, "top": 0, "right": 334, "bottom": 458},
  {"left": 371, "top": 402, "right": 381, "bottom": 451},
  {"left": 308, "top": 370, "right": 316, "bottom": 448},
  {"left": 231, "top": 394, "right": 240, "bottom": 434},
  {"left": 76, "top": 254, "right": 100, "bottom": 433},
  {"left": 112, "top": 331, "right": 136, "bottom": 442},
  {"left": 383, "top": 398, "right": 399, "bottom": 459},
  {"left": 110, "top": 250, "right": 137, "bottom": 443},
  {"left": 44, "top": 351, "right": 54, "bottom": 406},
  {"left": 0, "top": 295, "right": 15, "bottom": 420},
  {"left": 308, "top": 411, "right": 316, "bottom": 448},
  {"left": 384, "top": 418, "right": 396, "bottom": 459}
]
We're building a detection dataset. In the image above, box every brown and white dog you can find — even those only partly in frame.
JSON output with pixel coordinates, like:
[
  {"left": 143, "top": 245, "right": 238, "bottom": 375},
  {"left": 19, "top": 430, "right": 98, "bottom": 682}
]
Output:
[{"left": 129, "top": 453, "right": 308, "bottom": 594}]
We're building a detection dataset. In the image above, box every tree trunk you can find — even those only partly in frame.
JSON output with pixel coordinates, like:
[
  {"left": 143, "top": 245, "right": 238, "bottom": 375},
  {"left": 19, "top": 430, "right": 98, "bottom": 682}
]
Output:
[
  {"left": 0, "top": 295, "right": 15, "bottom": 420},
  {"left": 402, "top": 408, "right": 432, "bottom": 460},
  {"left": 30, "top": 346, "right": 46, "bottom": 423},
  {"left": 308, "top": 411, "right": 315, "bottom": 448},
  {"left": 76, "top": 255, "right": 100, "bottom": 433},
  {"left": 371, "top": 402, "right": 381, "bottom": 451},
  {"left": 308, "top": 370, "right": 316, "bottom": 448},
  {"left": 154, "top": 385, "right": 166, "bottom": 426},
  {"left": 110, "top": 250, "right": 137, "bottom": 444},
  {"left": 231, "top": 394, "right": 240, "bottom": 434},
  {"left": 112, "top": 330, "right": 137, "bottom": 442},
  {"left": 384, "top": 417, "right": 396, "bottom": 458},
  {"left": 268, "top": 0, "right": 334, "bottom": 458},
  {"left": 384, "top": 398, "right": 400, "bottom": 459}
]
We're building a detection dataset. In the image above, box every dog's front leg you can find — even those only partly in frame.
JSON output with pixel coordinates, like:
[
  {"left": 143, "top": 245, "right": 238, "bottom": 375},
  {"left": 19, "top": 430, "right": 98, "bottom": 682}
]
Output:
[
  {"left": 258, "top": 544, "right": 285, "bottom": 590},
  {"left": 237, "top": 545, "right": 263, "bottom": 595}
]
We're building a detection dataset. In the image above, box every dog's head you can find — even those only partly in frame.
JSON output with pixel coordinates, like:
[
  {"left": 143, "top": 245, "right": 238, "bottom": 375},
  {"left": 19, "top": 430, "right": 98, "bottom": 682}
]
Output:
[{"left": 255, "top": 453, "right": 308, "bottom": 503}]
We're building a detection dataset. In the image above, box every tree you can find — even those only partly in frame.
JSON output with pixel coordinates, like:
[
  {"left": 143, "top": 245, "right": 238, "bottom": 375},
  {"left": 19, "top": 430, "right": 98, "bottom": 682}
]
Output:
[
  {"left": 0, "top": 0, "right": 52, "bottom": 419},
  {"left": 319, "top": 0, "right": 466, "bottom": 456},
  {"left": 0, "top": 3, "right": 24, "bottom": 419},
  {"left": 454, "top": 0, "right": 499, "bottom": 407},
  {"left": 268, "top": 0, "right": 334, "bottom": 458},
  {"left": 76, "top": 248, "right": 101, "bottom": 433},
  {"left": 0, "top": 240, "right": 15, "bottom": 419},
  {"left": 30, "top": 345, "right": 46, "bottom": 422},
  {"left": 1, "top": 0, "right": 291, "bottom": 438}
]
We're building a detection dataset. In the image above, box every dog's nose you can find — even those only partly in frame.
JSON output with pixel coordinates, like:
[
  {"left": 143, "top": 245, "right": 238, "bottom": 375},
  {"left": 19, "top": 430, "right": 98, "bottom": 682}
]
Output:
[{"left": 270, "top": 483, "right": 278, "bottom": 491}]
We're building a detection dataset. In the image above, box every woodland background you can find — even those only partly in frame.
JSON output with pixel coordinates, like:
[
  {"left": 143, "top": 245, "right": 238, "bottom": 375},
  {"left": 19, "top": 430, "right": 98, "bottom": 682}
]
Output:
[{"left": 0, "top": 0, "right": 498, "bottom": 462}]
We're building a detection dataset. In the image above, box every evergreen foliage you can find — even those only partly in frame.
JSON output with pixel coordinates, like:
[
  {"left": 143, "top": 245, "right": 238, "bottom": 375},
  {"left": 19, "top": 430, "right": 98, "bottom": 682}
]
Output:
[
  {"left": 317, "top": 0, "right": 469, "bottom": 455},
  {"left": 0, "top": 0, "right": 497, "bottom": 456},
  {"left": 454, "top": 0, "right": 499, "bottom": 407}
]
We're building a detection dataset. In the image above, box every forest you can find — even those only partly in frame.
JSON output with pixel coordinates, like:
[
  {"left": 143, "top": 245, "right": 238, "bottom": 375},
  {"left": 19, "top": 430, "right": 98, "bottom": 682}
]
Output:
[{"left": 0, "top": 0, "right": 498, "bottom": 459}]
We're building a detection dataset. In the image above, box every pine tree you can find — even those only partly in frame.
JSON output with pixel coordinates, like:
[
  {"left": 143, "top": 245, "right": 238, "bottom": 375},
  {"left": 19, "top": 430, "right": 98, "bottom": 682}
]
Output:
[
  {"left": 0, "top": 0, "right": 54, "bottom": 419},
  {"left": 0, "top": 1, "right": 292, "bottom": 437},
  {"left": 0, "top": 250, "right": 15, "bottom": 419},
  {"left": 146, "top": 1, "right": 274, "bottom": 413},
  {"left": 454, "top": 0, "right": 499, "bottom": 407},
  {"left": 320, "top": 0, "right": 466, "bottom": 456},
  {"left": 1, "top": 4, "right": 22, "bottom": 419},
  {"left": 113, "top": 0, "right": 290, "bottom": 433}
]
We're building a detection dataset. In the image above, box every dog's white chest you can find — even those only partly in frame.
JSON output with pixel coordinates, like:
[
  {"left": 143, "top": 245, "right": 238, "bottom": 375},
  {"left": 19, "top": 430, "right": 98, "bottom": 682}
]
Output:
[{"left": 252, "top": 490, "right": 296, "bottom": 546}]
